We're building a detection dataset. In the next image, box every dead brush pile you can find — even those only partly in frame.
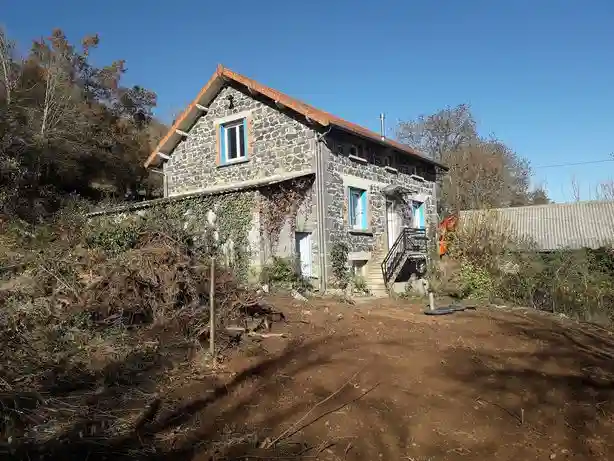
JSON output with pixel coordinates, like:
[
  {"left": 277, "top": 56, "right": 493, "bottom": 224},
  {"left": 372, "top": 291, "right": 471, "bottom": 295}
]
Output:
[{"left": 0, "top": 209, "right": 272, "bottom": 460}]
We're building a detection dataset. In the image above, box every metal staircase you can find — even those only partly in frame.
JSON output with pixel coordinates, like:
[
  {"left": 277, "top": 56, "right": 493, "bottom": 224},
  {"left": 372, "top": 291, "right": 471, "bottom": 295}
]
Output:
[{"left": 380, "top": 227, "right": 428, "bottom": 290}]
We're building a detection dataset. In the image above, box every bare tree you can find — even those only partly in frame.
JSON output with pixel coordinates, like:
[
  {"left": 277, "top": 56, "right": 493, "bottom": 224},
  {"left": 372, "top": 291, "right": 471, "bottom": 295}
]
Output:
[
  {"left": 397, "top": 104, "right": 539, "bottom": 213},
  {"left": 596, "top": 180, "right": 614, "bottom": 201},
  {"left": 397, "top": 104, "right": 477, "bottom": 162},
  {"left": 571, "top": 176, "right": 581, "bottom": 202},
  {"left": 0, "top": 27, "right": 15, "bottom": 105},
  {"left": 29, "top": 29, "right": 83, "bottom": 140}
]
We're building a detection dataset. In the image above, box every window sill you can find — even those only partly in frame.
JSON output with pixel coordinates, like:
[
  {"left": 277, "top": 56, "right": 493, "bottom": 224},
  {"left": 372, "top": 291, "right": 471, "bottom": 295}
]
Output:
[
  {"left": 348, "top": 228, "right": 373, "bottom": 236},
  {"left": 410, "top": 174, "right": 425, "bottom": 182},
  {"left": 348, "top": 154, "right": 368, "bottom": 164},
  {"left": 217, "top": 157, "right": 249, "bottom": 168},
  {"left": 384, "top": 166, "right": 398, "bottom": 174}
]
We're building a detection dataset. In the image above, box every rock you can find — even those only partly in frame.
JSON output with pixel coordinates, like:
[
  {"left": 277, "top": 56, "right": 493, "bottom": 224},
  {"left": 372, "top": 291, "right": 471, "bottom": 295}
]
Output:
[
  {"left": 261, "top": 284, "right": 269, "bottom": 293},
  {"left": 292, "top": 290, "right": 307, "bottom": 302},
  {"left": 337, "top": 313, "right": 344, "bottom": 320},
  {"left": 550, "top": 453, "right": 556, "bottom": 460}
]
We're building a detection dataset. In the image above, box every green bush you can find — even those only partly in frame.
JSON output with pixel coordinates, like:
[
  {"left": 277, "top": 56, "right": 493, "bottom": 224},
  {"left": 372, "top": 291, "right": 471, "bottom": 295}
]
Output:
[
  {"left": 458, "top": 260, "right": 495, "bottom": 300},
  {"left": 330, "top": 241, "right": 350, "bottom": 289},
  {"left": 497, "top": 249, "right": 614, "bottom": 323},
  {"left": 259, "top": 256, "right": 312, "bottom": 292},
  {"left": 85, "top": 221, "right": 142, "bottom": 255},
  {"left": 352, "top": 274, "right": 369, "bottom": 294}
]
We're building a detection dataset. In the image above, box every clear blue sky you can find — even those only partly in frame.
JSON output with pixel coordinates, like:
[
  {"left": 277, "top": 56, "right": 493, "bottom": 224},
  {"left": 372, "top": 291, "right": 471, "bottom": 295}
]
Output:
[{"left": 3, "top": 0, "right": 613, "bottom": 202}]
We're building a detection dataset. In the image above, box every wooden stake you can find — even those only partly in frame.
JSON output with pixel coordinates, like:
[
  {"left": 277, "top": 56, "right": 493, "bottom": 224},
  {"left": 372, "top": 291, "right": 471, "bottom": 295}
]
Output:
[
  {"left": 429, "top": 291, "right": 436, "bottom": 311},
  {"left": 209, "top": 256, "right": 215, "bottom": 356}
]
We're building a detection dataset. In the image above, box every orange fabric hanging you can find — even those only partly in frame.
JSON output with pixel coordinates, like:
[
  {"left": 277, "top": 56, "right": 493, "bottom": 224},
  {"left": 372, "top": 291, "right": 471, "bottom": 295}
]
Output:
[{"left": 438, "top": 215, "right": 459, "bottom": 257}]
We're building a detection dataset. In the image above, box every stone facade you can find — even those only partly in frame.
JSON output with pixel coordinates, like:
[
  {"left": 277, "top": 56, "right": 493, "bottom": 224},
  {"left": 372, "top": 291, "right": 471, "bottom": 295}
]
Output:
[
  {"left": 156, "top": 80, "right": 439, "bottom": 290},
  {"left": 163, "top": 84, "right": 317, "bottom": 196},
  {"left": 161, "top": 83, "right": 321, "bottom": 279},
  {"left": 322, "top": 130, "right": 437, "bottom": 278}
]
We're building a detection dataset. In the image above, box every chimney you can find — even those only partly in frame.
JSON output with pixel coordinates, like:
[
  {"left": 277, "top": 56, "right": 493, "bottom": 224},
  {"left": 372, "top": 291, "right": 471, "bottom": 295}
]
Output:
[{"left": 379, "top": 113, "right": 386, "bottom": 140}]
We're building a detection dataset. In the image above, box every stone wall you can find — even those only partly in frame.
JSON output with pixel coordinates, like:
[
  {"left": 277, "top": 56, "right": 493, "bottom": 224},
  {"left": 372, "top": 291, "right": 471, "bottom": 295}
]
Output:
[
  {"left": 163, "top": 84, "right": 317, "bottom": 196},
  {"left": 88, "top": 190, "right": 259, "bottom": 281},
  {"left": 89, "top": 179, "right": 323, "bottom": 283},
  {"left": 322, "top": 130, "right": 437, "bottom": 273},
  {"left": 160, "top": 83, "right": 321, "bottom": 282}
]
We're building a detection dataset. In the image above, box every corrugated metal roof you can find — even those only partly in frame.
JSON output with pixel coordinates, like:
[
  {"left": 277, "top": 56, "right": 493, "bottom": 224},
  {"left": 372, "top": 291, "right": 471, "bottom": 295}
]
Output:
[{"left": 461, "top": 201, "right": 614, "bottom": 251}]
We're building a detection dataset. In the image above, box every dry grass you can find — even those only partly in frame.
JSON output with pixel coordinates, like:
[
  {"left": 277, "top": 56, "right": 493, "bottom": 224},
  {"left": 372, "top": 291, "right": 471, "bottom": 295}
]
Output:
[{"left": 0, "top": 208, "right": 273, "bottom": 459}]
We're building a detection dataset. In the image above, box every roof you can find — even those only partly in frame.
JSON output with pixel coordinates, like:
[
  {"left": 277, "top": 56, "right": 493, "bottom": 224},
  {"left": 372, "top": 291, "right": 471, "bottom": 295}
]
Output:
[
  {"left": 461, "top": 201, "right": 614, "bottom": 251},
  {"left": 145, "top": 64, "right": 446, "bottom": 169}
]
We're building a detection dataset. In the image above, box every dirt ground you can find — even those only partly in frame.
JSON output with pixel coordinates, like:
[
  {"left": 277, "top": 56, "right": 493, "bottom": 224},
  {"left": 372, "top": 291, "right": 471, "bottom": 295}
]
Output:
[{"left": 139, "top": 295, "right": 614, "bottom": 461}]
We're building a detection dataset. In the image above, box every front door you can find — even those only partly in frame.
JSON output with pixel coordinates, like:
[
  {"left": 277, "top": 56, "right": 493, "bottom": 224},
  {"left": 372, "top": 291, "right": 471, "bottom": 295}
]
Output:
[
  {"left": 295, "top": 232, "right": 313, "bottom": 277},
  {"left": 386, "top": 200, "right": 400, "bottom": 249}
]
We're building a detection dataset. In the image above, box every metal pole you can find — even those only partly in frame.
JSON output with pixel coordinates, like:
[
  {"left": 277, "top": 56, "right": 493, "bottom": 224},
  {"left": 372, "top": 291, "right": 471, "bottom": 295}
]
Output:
[
  {"left": 429, "top": 290, "right": 436, "bottom": 311},
  {"left": 209, "top": 256, "right": 215, "bottom": 356}
]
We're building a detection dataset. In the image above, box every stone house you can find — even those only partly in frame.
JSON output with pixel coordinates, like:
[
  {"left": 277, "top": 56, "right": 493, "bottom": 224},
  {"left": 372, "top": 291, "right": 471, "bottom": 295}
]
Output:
[{"left": 144, "top": 64, "right": 448, "bottom": 295}]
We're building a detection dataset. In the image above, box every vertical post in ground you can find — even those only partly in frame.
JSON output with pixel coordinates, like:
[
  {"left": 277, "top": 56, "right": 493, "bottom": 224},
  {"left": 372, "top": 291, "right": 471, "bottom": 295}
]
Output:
[{"left": 209, "top": 255, "right": 215, "bottom": 356}]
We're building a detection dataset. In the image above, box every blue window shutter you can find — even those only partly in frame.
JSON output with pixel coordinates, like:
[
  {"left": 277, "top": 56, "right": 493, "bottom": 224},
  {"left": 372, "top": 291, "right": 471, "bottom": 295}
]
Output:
[
  {"left": 418, "top": 203, "right": 425, "bottom": 228},
  {"left": 219, "top": 125, "right": 226, "bottom": 164},
  {"left": 348, "top": 189, "right": 355, "bottom": 226},
  {"left": 360, "top": 191, "right": 367, "bottom": 229},
  {"left": 242, "top": 118, "right": 249, "bottom": 158}
]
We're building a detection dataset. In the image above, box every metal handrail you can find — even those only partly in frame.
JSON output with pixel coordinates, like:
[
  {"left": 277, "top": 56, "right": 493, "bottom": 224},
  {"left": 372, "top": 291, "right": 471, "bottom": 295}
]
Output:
[{"left": 380, "top": 227, "right": 427, "bottom": 285}]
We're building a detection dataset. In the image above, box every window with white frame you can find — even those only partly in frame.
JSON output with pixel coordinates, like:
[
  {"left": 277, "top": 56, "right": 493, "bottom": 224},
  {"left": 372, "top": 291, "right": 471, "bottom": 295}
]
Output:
[
  {"left": 221, "top": 118, "right": 247, "bottom": 163},
  {"left": 348, "top": 187, "right": 368, "bottom": 230}
]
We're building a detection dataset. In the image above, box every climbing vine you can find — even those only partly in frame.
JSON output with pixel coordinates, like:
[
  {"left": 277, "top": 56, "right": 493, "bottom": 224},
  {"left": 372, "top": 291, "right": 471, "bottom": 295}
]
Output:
[
  {"left": 259, "top": 177, "right": 314, "bottom": 257},
  {"left": 90, "top": 177, "right": 315, "bottom": 283},
  {"left": 90, "top": 192, "right": 255, "bottom": 281},
  {"left": 330, "top": 240, "right": 350, "bottom": 289}
]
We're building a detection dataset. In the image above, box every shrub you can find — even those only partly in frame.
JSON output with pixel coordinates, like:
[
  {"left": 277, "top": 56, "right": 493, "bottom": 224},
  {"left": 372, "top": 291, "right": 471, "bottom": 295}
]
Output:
[
  {"left": 330, "top": 241, "right": 350, "bottom": 289},
  {"left": 498, "top": 249, "right": 614, "bottom": 323},
  {"left": 458, "top": 260, "right": 495, "bottom": 300},
  {"left": 443, "top": 210, "right": 614, "bottom": 323},
  {"left": 259, "top": 256, "right": 312, "bottom": 292},
  {"left": 85, "top": 221, "right": 143, "bottom": 255},
  {"left": 447, "top": 210, "right": 534, "bottom": 271},
  {"left": 352, "top": 274, "right": 369, "bottom": 294}
]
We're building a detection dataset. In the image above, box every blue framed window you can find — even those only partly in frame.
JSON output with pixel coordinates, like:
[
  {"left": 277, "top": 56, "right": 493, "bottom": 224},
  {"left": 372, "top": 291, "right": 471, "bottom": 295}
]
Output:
[
  {"left": 220, "top": 118, "right": 248, "bottom": 164},
  {"left": 412, "top": 201, "right": 425, "bottom": 229},
  {"left": 348, "top": 187, "right": 368, "bottom": 230}
]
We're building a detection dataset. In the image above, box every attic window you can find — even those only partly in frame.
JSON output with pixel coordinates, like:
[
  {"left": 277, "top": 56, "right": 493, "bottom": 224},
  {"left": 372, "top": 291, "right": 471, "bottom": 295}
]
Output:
[
  {"left": 348, "top": 145, "right": 368, "bottom": 163},
  {"left": 220, "top": 118, "right": 248, "bottom": 164}
]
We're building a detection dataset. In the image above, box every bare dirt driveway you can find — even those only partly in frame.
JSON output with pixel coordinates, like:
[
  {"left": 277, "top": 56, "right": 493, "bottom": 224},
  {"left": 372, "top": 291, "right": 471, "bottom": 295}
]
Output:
[{"left": 141, "top": 295, "right": 614, "bottom": 461}]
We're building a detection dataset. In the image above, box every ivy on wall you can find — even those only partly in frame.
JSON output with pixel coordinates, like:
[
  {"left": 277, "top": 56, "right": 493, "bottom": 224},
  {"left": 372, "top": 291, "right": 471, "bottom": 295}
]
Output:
[
  {"left": 90, "top": 179, "right": 314, "bottom": 282},
  {"left": 90, "top": 192, "right": 256, "bottom": 281},
  {"left": 258, "top": 177, "right": 314, "bottom": 258}
]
